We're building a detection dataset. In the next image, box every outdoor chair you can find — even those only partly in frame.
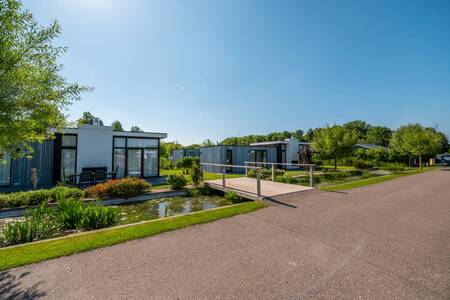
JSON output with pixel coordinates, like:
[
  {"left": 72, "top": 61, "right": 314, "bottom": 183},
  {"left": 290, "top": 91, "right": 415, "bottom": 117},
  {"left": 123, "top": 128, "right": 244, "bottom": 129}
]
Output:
[
  {"left": 93, "top": 169, "right": 107, "bottom": 183},
  {"left": 78, "top": 171, "right": 94, "bottom": 187}
]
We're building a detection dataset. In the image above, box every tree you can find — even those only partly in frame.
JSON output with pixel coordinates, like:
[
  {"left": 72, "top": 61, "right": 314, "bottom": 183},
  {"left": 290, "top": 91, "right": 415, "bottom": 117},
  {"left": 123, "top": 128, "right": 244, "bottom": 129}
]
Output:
[
  {"left": 201, "top": 139, "right": 215, "bottom": 147},
  {"left": 160, "top": 141, "right": 182, "bottom": 159},
  {"left": 0, "top": 0, "right": 89, "bottom": 159},
  {"left": 292, "top": 129, "right": 304, "bottom": 141},
  {"left": 111, "top": 120, "right": 124, "bottom": 132},
  {"left": 365, "top": 126, "right": 392, "bottom": 146},
  {"left": 390, "top": 124, "right": 445, "bottom": 169},
  {"left": 130, "top": 126, "right": 143, "bottom": 133},
  {"left": 343, "top": 120, "right": 371, "bottom": 141},
  {"left": 77, "top": 112, "right": 103, "bottom": 126},
  {"left": 311, "top": 125, "right": 358, "bottom": 170}
]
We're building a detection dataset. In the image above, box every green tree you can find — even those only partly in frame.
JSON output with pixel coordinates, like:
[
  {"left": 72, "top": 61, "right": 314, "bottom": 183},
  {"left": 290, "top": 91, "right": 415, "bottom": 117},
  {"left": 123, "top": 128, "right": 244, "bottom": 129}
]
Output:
[
  {"left": 160, "top": 141, "right": 182, "bottom": 159},
  {"left": 130, "top": 126, "right": 143, "bottom": 132},
  {"left": 292, "top": 129, "right": 304, "bottom": 141},
  {"left": 0, "top": 0, "right": 90, "bottom": 159},
  {"left": 201, "top": 139, "right": 215, "bottom": 147},
  {"left": 390, "top": 124, "right": 445, "bottom": 169},
  {"left": 311, "top": 125, "right": 358, "bottom": 170},
  {"left": 111, "top": 120, "right": 124, "bottom": 132},
  {"left": 365, "top": 126, "right": 392, "bottom": 146},
  {"left": 77, "top": 112, "right": 103, "bottom": 126},
  {"left": 343, "top": 120, "right": 371, "bottom": 141}
]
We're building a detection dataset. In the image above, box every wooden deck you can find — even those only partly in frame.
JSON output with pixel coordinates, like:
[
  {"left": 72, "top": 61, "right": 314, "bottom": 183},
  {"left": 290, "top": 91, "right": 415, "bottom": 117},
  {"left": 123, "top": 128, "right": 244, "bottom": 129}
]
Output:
[{"left": 204, "top": 177, "right": 314, "bottom": 200}]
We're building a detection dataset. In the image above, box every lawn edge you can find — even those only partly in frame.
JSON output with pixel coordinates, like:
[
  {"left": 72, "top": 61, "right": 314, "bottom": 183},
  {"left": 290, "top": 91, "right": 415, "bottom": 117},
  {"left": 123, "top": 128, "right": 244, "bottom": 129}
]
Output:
[
  {"left": 319, "top": 168, "right": 433, "bottom": 191},
  {"left": 0, "top": 201, "right": 266, "bottom": 271}
]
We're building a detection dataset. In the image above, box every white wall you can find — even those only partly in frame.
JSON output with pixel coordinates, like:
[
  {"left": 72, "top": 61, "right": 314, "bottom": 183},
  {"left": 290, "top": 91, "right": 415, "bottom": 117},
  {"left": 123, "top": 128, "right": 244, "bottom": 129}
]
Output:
[
  {"left": 286, "top": 139, "right": 300, "bottom": 167},
  {"left": 76, "top": 125, "right": 113, "bottom": 172}
]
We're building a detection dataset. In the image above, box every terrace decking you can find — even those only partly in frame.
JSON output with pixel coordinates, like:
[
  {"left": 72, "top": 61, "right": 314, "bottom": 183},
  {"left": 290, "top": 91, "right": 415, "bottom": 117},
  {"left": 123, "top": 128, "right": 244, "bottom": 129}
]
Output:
[{"left": 204, "top": 177, "right": 313, "bottom": 200}]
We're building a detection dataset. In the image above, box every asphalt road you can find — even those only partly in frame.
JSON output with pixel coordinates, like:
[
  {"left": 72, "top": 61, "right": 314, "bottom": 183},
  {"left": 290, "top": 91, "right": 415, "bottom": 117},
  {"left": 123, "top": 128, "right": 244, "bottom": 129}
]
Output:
[{"left": 1, "top": 169, "right": 449, "bottom": 299}]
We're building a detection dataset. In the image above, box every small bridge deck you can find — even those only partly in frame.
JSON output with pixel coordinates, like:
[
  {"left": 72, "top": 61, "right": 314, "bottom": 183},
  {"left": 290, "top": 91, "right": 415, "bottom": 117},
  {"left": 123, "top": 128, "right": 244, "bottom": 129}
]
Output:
[{"left": 204, "top": 177, "right": 313, "bottom": 200}]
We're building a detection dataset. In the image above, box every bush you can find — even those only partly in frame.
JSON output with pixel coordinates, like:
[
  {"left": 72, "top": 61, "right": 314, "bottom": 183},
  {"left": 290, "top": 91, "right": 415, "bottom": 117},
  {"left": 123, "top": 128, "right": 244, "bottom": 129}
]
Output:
[
  {"left": 55, "top": 199, "right": 86, "bottom": 230},
  {"left": 0, "top": 186, "right": 84, "bottom": 209},
  {"left": 187, "top": 187, "right": 212, "bottom": 197},
  {"left": 79, "top": 205, "right": 118, "bottom": 230},
  {"left": 190, "top": 163, "right": 203, "bottom": 186},
  {"left": 378, "top": 162, "right": 407, "bottom": 172},
  {"left": 352, "top": 159, "right": 373, "bottom": 169},
  {"left": 247, "top": 168, "right": 285, "bottom": 180},
  {"left": 160, "top": 157, "right": 174, "bottom": 170},
  {"left": 176, "top": 157, "right": 200, "bottom": 174},
  {"left": 85, "top": 177, "right": 151, "bottom": 199},
  {"left": 224, "top": 191, "right": 242, "bottom": 204},
  {"left": 1, "top": 217, "right": 60, "bottom": 247},
  {"left": 167, "top": 174, "right": 187, "bottom": 190}
]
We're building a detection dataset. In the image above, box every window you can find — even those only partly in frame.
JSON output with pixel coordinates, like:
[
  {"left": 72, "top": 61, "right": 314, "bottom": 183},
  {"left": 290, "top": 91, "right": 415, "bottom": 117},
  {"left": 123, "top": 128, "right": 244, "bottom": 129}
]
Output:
[
  {"left": 113, "top": 137, "right": 159, "bottom": 178},
  {"left": 0, "top": 155, "right": 11, "bottom": 186},
  {"left": 127, "top": 138, "right": 158, "bottom": 148},
  {"left": 61, "top": 135, "right": 77, "bottom": 180},
  {"left": 62, "top": 135, "right": 77, "bottom": 147}
]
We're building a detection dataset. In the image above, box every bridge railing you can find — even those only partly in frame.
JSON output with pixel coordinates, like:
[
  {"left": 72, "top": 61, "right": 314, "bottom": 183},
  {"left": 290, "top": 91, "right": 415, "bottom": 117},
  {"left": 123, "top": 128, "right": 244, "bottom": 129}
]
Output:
[
  {"left": 200, "top": 163, "right": 263, "bottom": 197},
  {"left": 244, "top": 162, "right": 315, "bottom": 187}
]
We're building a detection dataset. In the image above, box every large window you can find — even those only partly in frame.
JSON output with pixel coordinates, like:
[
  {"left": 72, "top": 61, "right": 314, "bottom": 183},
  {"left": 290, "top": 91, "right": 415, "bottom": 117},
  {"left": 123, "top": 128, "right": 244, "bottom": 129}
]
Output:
[
  {"left": 61, "top": 135, "right": 77, "bottom": 180},
  {"left": 0, "top": 155, "right": 11, "bottom": 186},
  {"left": 113, "top": 137, "right": 159, "bottom": 178}
]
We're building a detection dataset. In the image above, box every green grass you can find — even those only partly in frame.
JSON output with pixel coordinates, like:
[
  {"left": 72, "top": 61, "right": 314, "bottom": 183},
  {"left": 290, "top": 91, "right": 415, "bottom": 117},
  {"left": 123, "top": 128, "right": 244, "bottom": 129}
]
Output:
[
  {"left": 320, "top": 168, "right": 429, "bottom": 191},
  {"left": 157, "top": 169, "right": 243, "bottom": 189},
  {"left": 0, "top": 201, "right": 266, "bottom": 271}
]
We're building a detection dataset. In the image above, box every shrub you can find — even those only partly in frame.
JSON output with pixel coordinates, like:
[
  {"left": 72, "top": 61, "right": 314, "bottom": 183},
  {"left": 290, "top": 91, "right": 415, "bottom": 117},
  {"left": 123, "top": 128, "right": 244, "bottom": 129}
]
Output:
[
  {"left": 378, "top": 162, "right": 407, "bottom": 172},
  {"left": 0, "top": 186, "right": 84, "bottom": 209},
  {"left": 224, "top": 191, "right": 242, "bottom": 204},
  {"left": 190, "top": 163, "right": 203, "bottom": 186},
  {"left": 176, "top": 157, "right": 200, "bottom": 174},
  {"left": 55, "top": 199, "right": 85, "bottom": 230},
  {"left": 160, "top": 157, "right": 174, "bottom": 170},
  {"left": 167, "top": 174, "right": 187, "bottom": 190},
  {"left": 187, "top": 187, "right": 212, "bottom": 197},
  {"left": 85, "top": 177, "right": 151, "bottom": 199},
  {"left": 352, "top": 159, "right": 372, "bottom": 170},
  {"left": 247, "top": 168, "right": 285, "bottom": 180},
  {"left": 79, "top": 205, "right": 118, "bottom": 230},
  {"left": 1, "top": 217, "right": 59, "bottom": 246}
]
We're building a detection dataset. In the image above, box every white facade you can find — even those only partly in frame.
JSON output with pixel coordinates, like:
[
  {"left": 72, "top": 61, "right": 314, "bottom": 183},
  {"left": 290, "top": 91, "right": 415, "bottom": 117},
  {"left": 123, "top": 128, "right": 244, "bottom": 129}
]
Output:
[
  {"left": 250, "top": 138, "right": 308, "bottom": 169},
  {"left": 76, "top": 125, "right": 114, "bottom": 172}
]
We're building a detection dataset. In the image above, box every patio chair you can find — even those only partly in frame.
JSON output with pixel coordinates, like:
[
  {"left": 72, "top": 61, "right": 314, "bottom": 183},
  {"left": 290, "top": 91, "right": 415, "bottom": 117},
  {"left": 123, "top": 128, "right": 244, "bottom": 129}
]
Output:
[
  {"left": 93, "top": 169, "right": 107, "bottom": 183},
  {"left": 78, "top": 171, "right": 94, "bottom": 187}
]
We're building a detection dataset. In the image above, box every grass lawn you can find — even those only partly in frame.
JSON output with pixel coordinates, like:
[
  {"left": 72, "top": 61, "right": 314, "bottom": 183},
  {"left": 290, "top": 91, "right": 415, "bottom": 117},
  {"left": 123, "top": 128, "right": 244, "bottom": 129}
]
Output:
[
  {"left": 320, "top": 168, "right": 430, "bottom": 191},
  {"left": 0, "top": 201, "right": 266, "bottom": 271},
  {"left": 155, "top": 169, "right": 243, "bottom": 189}
]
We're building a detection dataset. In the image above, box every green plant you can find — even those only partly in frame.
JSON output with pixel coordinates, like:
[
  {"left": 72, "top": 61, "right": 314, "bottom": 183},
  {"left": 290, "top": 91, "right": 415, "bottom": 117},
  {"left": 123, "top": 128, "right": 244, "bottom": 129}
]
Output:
[
  {"left": 224, "top": 191, "right": 242, "bottom": 204},
  {"left": 167, "top": 174, "right": 187, "bottom": 190},
  {"left": 79, "top": 205, "right": 118, "bottom": 230},
  {"left": 187, "top": 187, "right": 212, "bottom": 197},
  {"left": 0, "top": 186, "right": 83, "bottom": 209},
  {"left": 85, "top": 178, "right": 151, "bottom": 199},
  {"left": 55, "top": 199, "right": 85, "bottom": 230},
  {"left": 190, "top": 163, "right": 203, "bottom": 186},
  {"left": 176, "top": 157, "right": 200, "bottom": 174},
  {"left": 247, "top": 168, "right": 285, "bottom": 180},
  {"left": 377, "top": 162, "right": 407, "bottom": 172},
  {"left": 1, "top": 217, "right": 59, "bottom": 247}
]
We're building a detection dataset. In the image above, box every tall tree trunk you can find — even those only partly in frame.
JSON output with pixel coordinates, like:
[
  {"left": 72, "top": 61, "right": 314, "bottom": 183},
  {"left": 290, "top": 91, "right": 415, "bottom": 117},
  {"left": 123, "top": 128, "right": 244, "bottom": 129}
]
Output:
[
  {"left": 334, "top": 157, "right": 337, "bottom": 171},
  {"left": 419, "top": 155, "right": 422, "bottom": 170}
]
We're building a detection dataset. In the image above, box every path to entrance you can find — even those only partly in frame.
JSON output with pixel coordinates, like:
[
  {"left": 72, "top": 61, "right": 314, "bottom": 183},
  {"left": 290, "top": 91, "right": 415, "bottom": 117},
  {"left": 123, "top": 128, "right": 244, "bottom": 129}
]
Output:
[{"left": 2, "top": 169, "right": 449, "bottom": 299}]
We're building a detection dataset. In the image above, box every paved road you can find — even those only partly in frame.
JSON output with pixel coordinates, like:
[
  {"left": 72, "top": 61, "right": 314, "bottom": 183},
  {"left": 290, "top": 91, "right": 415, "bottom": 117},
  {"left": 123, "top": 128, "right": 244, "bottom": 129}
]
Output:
[{"left": 2, "top": 170, "right": 449, "bottom": 299}]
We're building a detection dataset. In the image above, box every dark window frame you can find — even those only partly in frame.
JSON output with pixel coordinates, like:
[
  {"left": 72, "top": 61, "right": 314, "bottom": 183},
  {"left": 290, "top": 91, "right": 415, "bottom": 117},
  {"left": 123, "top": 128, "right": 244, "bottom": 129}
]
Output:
[
  {"left": 112, "top": 136, "right": 160, "bottom": 178},
  {"left": 60, "top": 134, "right": 78, "bottom": 180}
]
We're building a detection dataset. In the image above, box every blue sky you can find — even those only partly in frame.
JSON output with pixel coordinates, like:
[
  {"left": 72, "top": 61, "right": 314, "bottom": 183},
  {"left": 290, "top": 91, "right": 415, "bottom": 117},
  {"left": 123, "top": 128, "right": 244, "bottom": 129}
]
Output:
[{"left": 24, "top": 0, "right": 450, "bottom": 144}]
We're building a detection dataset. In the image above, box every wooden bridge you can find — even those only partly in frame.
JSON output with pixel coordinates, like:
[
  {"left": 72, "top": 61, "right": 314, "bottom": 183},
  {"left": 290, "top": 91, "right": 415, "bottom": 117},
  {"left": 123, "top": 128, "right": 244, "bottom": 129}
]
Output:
[{"left": 201, "top": 163, "right": 314, "bottom": 200}]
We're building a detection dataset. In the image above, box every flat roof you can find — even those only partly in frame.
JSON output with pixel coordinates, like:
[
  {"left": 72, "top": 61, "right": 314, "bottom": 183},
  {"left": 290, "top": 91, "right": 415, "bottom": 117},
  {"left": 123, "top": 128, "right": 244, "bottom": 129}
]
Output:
[{"left": 52, "top": 125, "right": 167, "bottom": 139}]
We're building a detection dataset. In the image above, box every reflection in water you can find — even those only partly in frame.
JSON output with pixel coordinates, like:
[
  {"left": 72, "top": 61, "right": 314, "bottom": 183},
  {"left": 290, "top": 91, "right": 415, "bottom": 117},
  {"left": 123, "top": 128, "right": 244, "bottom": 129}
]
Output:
[{"left": 115, "top": 195, "right": 233, "bottom": 225}]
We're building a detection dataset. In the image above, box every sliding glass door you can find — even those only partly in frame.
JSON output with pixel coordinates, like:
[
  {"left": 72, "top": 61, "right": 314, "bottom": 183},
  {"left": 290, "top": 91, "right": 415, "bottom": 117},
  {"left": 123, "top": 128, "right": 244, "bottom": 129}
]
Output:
[
  {"left": 0, "top": 155, "right": 11, "bottom": 186},
  {"left": 143, "top": 149, "right": 158, "bottom": 177},
  {"left": 113, "top": 137, "right": 159, "bottom": 178},
  {"left": 127, "top": 149, "right": 142, "bottom": 177}
]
